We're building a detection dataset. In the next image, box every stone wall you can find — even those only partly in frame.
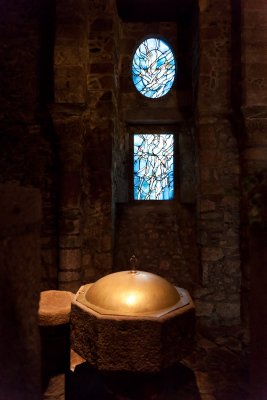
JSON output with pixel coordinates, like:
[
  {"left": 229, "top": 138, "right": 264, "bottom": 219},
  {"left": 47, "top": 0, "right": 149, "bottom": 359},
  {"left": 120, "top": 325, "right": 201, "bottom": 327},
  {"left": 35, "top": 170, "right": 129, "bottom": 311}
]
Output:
[
  {"left": 0, "top": 184, "right": 42, "bottom": 399},
  {"left": 113, "top": 17, "right": 199, "bottom": 293},
  {"left": 114, "top": 203, "right": 199, "bottom": 290},
  {"left": 51, "top": 0, "right": 242, "bottom": 326},
  {"left": 195, "top": 0, "right": 241, "bottom": 324},
  {"left": 51, "top": 0, "right": 89, "bottom": 292},
  {"left": 2, "top": 0, "right": 264, "bottom": 330},
  {"left": 0, "top": 0, "right": 59, "bottom": 290},
  {"left": 81, "top": 0, "right": 119, "bottom": 284},
  {"left": 241, "top": 0, "right": 267, "bottom": 397},
  {"left": 50, "top": 0, "right": 123, "bottom": 292}
]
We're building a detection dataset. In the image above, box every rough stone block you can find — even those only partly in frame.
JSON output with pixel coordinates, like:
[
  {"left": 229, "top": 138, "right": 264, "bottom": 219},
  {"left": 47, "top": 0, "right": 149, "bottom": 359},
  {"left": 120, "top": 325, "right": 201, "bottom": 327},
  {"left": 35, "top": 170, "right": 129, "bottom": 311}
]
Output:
[
  {"left": 195, "top": 301, "right": 214, "bottom": 317},
  {"left": 38, "top": 290, "right": 74, "bottom": 388},
  {"left": 201, "top": 247, "right": 224, "bottom": 262},
  {"left": 58, "top": 270, "right": 81, "bottom": 283},
  {"left": 200, "top": 200, "right": 216, "bottom": 212},
  {"left": 91, "top": 17, "right": 113, "bottom": 32},
  {"left": 54, "top": 66, "right": 86, "bottom": 104},
  {"left": 60, "top": 248, "right": 81, "bottom": 270},
  {"left": 55, "top": 44, "right": 83, "bottom": 67},
  {"left": 216, "top": 302, "right": 240, "bottom": 321},
  {"left": 59, "top": 234, "right": 81, "bottom": 249},
  {"left": 198, "top": 124, "right": 217, "bottom": 146},
  {"left": 38, "top": 290, "right": 74, "bottom": 326},
  {"left": 90, "top": 63, "right": 114, "bottom": 74}
]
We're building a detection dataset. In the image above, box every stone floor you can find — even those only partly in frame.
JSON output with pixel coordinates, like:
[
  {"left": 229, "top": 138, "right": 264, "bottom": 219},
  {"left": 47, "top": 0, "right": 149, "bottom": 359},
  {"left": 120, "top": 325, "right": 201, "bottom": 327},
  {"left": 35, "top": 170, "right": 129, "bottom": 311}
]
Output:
[{"left": 43, "top": 326, "right": 249, "bottom": 400}]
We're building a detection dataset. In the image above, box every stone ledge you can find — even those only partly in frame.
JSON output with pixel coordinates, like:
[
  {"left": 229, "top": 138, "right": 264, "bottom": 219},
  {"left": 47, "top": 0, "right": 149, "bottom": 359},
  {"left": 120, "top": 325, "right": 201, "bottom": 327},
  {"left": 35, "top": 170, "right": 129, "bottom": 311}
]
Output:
[{"left": 39, "top": 290, "right": 74, "bottom": 326}]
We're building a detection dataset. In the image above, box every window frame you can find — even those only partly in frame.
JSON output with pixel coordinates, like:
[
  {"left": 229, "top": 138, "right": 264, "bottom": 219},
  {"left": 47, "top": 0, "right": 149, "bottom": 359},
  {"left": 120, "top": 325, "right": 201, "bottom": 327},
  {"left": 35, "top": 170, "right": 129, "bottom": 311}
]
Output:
[
  {"left": 131, "top": 35, "right": 177, "bottom": 100},
  {"left": 128, "top": 125, "right": 179, "bottom": 202}
]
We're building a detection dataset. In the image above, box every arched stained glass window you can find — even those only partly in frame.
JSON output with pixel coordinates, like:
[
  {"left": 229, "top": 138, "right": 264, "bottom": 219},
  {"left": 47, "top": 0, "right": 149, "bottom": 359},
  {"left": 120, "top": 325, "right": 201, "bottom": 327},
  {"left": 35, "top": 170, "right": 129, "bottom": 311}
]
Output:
[
  {"left": 132, "top": 38, "right": 176, "bottom": 98},
  {"left": 134, "top": 133, "right": 174, "bottom": 200}
]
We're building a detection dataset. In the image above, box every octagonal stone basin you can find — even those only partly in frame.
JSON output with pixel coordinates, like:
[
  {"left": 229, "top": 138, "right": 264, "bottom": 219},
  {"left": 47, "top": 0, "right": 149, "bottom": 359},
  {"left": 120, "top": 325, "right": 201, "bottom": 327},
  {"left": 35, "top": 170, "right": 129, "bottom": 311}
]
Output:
[{"left": 71, "top": 270, "right": 195, "bottom": 372}]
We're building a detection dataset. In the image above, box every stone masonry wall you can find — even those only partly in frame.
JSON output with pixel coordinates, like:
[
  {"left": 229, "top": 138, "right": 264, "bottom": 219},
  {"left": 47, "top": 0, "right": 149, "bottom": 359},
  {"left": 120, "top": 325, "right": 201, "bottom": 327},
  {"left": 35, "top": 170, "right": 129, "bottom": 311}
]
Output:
[
  {"left": 81, "top": 0, "right": 118, "bottom": 283},
  {"left": 0, "top": 184, "right": 42, "bottom": 399},
  {"left": 0, "top": 0, "right": 59, "bottom": 290},
  {"left": 112, "top": 15, "right": 128, "bottom": 205},
  {"left": 24, "top": 0, "right": 242, "bottom": 328},
  {"left": 114, "top": 18, "right": 199, "bottom": 292},
  {"left": 51, "top": 0, "right": 89, "bottom": 292},
  {"left": 195, "top": 0, "right": 241, "bottom": 324},
  {"left": 241, "top": 0, "right": 267, "bottom": 397},
  {"left": 114, "top": 203, "right": 199, "bottom": 291},
  {"left": 0, "top": 0, "right": 253, "bottom": 329}
]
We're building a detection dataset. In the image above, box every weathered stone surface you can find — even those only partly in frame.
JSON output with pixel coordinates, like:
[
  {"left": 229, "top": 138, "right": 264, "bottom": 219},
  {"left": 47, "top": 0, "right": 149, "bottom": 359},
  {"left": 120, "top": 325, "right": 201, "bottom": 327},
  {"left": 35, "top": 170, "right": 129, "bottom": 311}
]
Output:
[
  {"left": 39, "top": 290, "right": 74, "bottom": 326},
  {"left": 179, "top": 127, "right": 197, "bottom": 203},
  {"left": 0, "top": 0, "right": 263, "bottom": 335},
  {"left": 197, "top": 114, "right": 241, "bottom": 324},
  {"left": 54, "top": 66, "right": 87, "bottom": 104},
  {"left": 60, "top": 248, "right": 81, "bottom": 270},
  {"left": 114, "top": 202, "right": 199, "bottom": 290},
  {"left": 195, "top": 301, "right": 214, "bottom": 317},
  {"left": 0, "top": 184, "right": 42, "bottom": 400},
  {"left": 200, "top": 200, "right": 217, "bottom": 212},
  {"left": 201, "top": 247, "right": 224, "bottom": 262},
  {"left": 71, "top": 288, "right": 195, "bottom": 372},
  {"left": 59, "top": 234, "right": 81, "bottom": 248},
  {"left": 216, "top": 302, "right": 240, "bottom": 320}
]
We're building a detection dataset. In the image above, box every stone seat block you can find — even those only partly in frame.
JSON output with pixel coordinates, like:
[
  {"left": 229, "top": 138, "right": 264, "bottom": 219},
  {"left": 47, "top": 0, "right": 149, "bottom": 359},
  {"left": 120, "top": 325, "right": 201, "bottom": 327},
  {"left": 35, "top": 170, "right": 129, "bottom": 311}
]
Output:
[
  {"left": 38, "top": 290, "right": 74, "bottom": 326},
  {"left": 38, "top": 290, "right": 74, "bottom": 390}
]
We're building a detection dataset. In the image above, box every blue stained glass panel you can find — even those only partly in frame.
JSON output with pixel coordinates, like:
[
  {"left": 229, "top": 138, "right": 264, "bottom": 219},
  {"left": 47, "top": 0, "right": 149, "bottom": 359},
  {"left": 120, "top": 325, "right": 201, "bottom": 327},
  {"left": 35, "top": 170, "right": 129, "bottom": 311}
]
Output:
[
  {"left": 134, "top": 134, "right": 174, "bottom": 200},
  {"left": 132, "top": 38, "right": 176, "bottom": 98}
]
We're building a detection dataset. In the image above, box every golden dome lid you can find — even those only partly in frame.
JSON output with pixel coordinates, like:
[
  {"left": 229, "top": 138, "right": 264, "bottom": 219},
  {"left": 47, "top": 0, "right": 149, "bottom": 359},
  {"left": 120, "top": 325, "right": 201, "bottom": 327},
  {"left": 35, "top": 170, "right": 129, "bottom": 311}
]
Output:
[{"left": 77, "top": 270, "right": 184, "bottom": 318}]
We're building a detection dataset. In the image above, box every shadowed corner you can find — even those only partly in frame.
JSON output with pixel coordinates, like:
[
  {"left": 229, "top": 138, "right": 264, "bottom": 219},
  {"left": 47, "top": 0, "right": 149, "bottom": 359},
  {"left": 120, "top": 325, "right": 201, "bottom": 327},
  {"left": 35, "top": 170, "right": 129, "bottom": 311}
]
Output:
[{"left": 69, "top": 361, "right": 201, "bottom": 400}]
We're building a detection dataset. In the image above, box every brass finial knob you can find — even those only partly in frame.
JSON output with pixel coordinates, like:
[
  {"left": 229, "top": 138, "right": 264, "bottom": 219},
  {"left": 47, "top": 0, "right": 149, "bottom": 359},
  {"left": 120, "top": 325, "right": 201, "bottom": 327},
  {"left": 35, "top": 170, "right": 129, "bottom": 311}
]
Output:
[{"left": 130, "top": 255, "right": 138, "bottom": 274}]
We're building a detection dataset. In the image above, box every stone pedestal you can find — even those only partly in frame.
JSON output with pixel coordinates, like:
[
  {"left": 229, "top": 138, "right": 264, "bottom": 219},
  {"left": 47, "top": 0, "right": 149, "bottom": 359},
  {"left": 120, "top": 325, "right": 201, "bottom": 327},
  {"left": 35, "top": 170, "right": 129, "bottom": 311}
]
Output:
[
  {"left": 71, "top": 286, "right": 195, "bottom": 372},
  {"left": 38, "top": 290, "right": 73, "bottom": 391}
]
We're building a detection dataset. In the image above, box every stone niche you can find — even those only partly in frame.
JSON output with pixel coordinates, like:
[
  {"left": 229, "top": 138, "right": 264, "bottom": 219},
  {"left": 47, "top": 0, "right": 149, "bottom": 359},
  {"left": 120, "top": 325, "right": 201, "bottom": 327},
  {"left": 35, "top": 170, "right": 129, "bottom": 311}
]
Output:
[{"left": 71, "top": 270, "right": 195, "bottom": 372}]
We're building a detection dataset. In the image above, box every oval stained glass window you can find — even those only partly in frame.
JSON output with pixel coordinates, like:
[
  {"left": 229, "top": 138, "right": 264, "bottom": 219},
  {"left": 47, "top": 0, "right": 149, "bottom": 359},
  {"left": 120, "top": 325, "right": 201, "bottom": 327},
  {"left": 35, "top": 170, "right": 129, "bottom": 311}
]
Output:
[{"left": 132, "top": 38, "right": 176, "bottom": 99}]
